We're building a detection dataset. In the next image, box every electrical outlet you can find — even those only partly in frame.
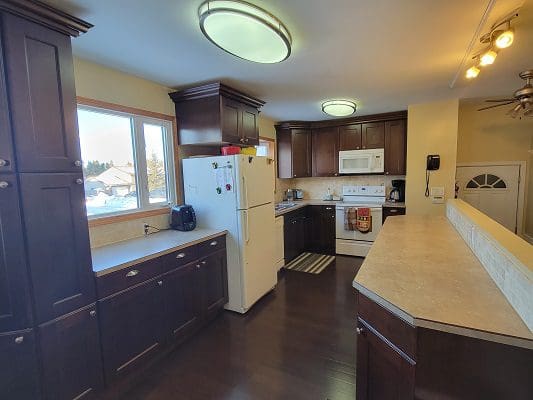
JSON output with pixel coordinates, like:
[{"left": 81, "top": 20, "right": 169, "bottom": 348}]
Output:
[{"left": 431, "top": 187, "right": 445, "bottom": 204}]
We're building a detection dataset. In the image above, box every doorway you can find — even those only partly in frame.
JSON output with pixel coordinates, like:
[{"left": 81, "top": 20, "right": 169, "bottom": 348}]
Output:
[{"left": 455, "top": 163, "right": 524, "bottom": 233}]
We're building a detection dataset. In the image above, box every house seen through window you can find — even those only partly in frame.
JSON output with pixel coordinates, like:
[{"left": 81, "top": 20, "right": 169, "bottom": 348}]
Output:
[{"left": 77, "top": 105, "right": 175, "bottom": 218}]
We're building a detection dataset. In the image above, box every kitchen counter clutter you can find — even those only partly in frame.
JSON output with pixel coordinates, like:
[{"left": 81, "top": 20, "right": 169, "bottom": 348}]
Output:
[
  {"left": 92, "top": 228, "right": 227, "bottom": 276},
  {"left": 353, "top": 215, "right": 532, "bottom": 348}
]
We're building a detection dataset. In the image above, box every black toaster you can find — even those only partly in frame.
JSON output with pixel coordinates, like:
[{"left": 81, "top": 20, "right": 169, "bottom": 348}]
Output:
[{"left": 170, "top": 205, "right": 196, "bottom": 231}]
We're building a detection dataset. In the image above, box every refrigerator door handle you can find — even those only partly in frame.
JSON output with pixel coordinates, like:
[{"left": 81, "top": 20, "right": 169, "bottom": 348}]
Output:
[
  {"left": 242, "top": 175, "right": 249, "bottom": 209},
  {"left": 243, "top": 210, "right": 250, "bottom": 243}
]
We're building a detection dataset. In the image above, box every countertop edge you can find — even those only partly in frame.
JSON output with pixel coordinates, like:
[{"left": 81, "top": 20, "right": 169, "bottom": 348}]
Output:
[
  {"left": 275, "top": 200, "right": 405, "bottom": 217},
  {"left": 94, "top": 231, "right": 227, "bottom": 277},
  {"left": 353, "top": 281, "right": 533, "bottom": 350}
]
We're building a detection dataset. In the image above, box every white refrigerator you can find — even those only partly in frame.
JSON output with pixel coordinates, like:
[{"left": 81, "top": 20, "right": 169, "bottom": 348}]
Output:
[{"left": 182, "top": 155, "right": 276, "bottom": 313}]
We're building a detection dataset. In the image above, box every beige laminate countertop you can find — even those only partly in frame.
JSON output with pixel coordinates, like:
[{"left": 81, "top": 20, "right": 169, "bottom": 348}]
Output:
[
  {"left": 353, "top": 215, "right": 533, "bottom": 349},
  {"left": 92, "top": 229, "right": 227, "bottom": 276}
]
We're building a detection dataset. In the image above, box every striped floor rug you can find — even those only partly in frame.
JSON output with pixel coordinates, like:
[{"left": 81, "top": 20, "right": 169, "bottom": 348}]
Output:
[{"left": 284, "top": 252, "right": 335, "bottom": 274}]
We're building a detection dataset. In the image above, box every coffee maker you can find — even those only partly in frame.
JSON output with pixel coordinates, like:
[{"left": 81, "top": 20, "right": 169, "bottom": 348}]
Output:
[{"left": 390, "top": 179, "right": 405, "bottom": 202}]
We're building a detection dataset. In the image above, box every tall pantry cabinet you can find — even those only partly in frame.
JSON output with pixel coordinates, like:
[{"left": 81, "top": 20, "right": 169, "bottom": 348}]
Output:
[{"left": 0, "top": 2, "right": 103, "bottom": 399}]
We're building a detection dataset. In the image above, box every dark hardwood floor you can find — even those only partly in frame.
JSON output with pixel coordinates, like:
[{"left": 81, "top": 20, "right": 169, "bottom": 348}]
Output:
[{"left": 114, "top": 255, "right": 363, "bottom": 400}]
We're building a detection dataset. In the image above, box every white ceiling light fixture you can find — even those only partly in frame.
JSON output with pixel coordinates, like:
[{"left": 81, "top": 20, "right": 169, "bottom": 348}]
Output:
[
  {"left": 321, "top": 100, "right": 357, "bottom": 117},
  {"left": 198, "top": 0, "right": 292, "bottom": 64}
]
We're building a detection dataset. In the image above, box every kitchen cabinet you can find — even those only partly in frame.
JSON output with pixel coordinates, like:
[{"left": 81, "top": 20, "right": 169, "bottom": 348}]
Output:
[
  {"left": 312, "top": 127, "right": 339, "bottom": 176},
  {"left": 0, "top": 30, "right": 14, "bottom": 174},
  {"left": 384, "top": 120, "right": 407, "bottom": 175},
  {"left": 339, "top": 124, "right": 362, "bottom": 151},
  {"left": 277, "top": 127, "right": 312, "bottom": 178},
  {"left": 1, "top": 12, "right": 83, "bottom": 173},
  {"left": 19, "top": 173, "right": 95, "bottom": 323},
  {"left": 202, "top": 249, "right": 229, "bottom": 320},
  {"left": 98, "top": 277, "right": 165, "bottom": 383},
  {"left": 0, "top": 175, "right": 33, "bottom": 332},
  {"left": 361, "top": 122, "right": 385, "bottom": 149},
  {"left": 283, "top": 208, "right": 309, "bottom": 262},
  {"left": 170, "top": 82, "right": 263, "bottom": 146},
  {"left": 0, "top": 329, "right": 41, "bottom": 399},
  {"left": 382, "top": 206, "right": 406, "bottom": 223},
  {"left": 307, "top": 206, "right": 336, "bottom": 255},
  {"left": 38, "top": 304, "right": 104, "bottom": 400}
]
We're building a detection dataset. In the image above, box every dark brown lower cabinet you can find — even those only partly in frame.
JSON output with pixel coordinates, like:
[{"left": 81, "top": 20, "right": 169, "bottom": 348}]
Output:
[
  {"left": 98, "top": 277, "right": 165, "bottom": 383},
  {"left": 0, "top": 329, "right": 41, "bottom": 399},
  {"left": 307, "top": 206, "right": 336, "bottom": 255},
  {"left": 38, "top": 304, "right": 104, "bottom": 400},
  {"left": 283, "top": 209, "right": 309, "bottom": 262},
  {"left": 203, "top": 249, "right": 229, "bottom": 319},
  {"left": 382, "top": 206, "right": 406, "bottom": 223}
]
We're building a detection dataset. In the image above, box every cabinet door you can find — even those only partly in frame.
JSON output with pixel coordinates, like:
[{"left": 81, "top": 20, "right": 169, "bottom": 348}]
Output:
[
  {"left": 361, "top": 122, "right": 385, "bottom": 149},
  {"left": 384, "top": 120, "right": 407, "bottom": 175},
  {"left": 98, "top": 278, "right": 164, "bottom": 383},
  {"left": 356, "top": 320, "right": 415, "bottom": 400},
  {"left": 312, "top": 127, "right": 339, "bottom": 176},
  {"left": 339, "top": 124, "right": 362, "bottom": 151},
  {"left": 38, "top": 304, "right": 104, "bottom": 400},
  {"left": 283, "top": 217, "right": 298, "bottom": 262},
  {"left": 19, "top": 173, "right": 95, "bottom": 323},
  {"left": 320, "top": 207, "right": 336, "bottom": 255},
  {"left": 0, "top": 329, "right": 41, "bottom": 399},
  {"left": 2, "top": 13, "right": 82, "bottom": 173},
  {"left": 202, "top": 250, "right": 228, "bottom": 320},
  {"left": 241, "top": 105, "right": 259, "bottom": 146},
  {"left": 0, "top": 26, "right": 14, "bottom": 174},
  {"left": 162, "top": 263, "right": 202, "bottom": 341},
  {"left": 292, "top": 129, "right": 312, "bottom": 177},
  {"left": 382, "top": 207, "right": 406, "bottom": 223},
  {"left": 0, "top": 175, "right": 33, "bottom": 332},
  {"left": 221, "top": 96, "right": 242, "bottom": 144}
]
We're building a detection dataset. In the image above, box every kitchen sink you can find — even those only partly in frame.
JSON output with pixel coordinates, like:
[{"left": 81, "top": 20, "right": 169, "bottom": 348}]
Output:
[{"left": 275, "top": 202, "right": 297, "bottom": 211}]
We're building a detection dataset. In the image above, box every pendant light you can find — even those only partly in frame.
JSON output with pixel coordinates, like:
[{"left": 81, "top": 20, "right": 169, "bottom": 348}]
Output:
[
  {"left": 322, "top": 100, "right": 357, "bottom": 117},
  {"left": 198, "top": 0, "right": 292, "bottom": 63}
]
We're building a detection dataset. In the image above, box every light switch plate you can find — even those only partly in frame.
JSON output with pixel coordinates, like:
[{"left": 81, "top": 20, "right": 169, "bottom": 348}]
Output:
[{"left": 431, "top": 187, "right": 445, "bottom": 204}]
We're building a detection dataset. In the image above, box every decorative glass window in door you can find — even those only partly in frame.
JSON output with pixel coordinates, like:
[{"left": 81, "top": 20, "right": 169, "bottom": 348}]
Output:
[{"left": 465, "top": 174, "right": 507, "bottom": 189}]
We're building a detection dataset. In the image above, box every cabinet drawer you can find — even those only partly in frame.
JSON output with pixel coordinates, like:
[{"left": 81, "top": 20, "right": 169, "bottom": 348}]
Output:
[
  {"left": 383, "top": 207, "right": 406, "bottom": 223},
  {"left": 197, "top": 235, "right": 226, "bottom": 256},
  {"left": 357, "top": 292, "right": 416, "bottom": 360},
  {"left": 96, "top": 257, "right": 162, "bottom": 299},
  {"left": 160, "top": 245, "right": 199, "bottom": 274}
]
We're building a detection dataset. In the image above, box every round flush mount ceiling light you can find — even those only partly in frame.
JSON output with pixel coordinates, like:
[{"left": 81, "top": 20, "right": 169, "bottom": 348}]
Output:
[
  {"left": 321, "top": 100, "right": 357, "bottom": 117},
  {"left": 198, "top": 0, "right": 292, "bottom": 63}
]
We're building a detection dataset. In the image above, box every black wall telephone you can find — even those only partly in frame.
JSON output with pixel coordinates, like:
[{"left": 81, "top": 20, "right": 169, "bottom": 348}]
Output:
[{"left": 425, "top": 155, "right": 440, "bottom": 197}]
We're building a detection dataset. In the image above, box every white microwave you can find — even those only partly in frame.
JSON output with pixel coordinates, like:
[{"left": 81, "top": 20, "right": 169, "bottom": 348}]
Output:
[{"left": 338, "top": 148, "right": 384, "bottom": 174}]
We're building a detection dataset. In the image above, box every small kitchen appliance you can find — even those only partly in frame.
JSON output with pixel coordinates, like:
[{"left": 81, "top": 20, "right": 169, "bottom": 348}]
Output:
[
  {"left": 390, "top": 179, "right": 405, "bottom": 202},
  {"left": 294, "top": 189, "right": 304, "bottom": 200},
  {"left": 170, "top": 205, "right": 197, "bottom": 231}
]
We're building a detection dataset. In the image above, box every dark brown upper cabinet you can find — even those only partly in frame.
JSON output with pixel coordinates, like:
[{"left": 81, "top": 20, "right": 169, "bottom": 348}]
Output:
[
  {"left": 384, "top": 120, "right": 407, "bottom": 175},
  {"left": 0, "top": 175, "right": 33, "bottom": 332},
  {"left": 339, "top": 124, "right": 362, "bottom": 151},
  {"left": 0, "top": 29, "right": 14, "bottom": 174},
  {"left": 19, "top": 173, "right": 95, "bottom": 323},
  {"left": 277, "top": 126, "right": 312, "bottom": 178},
  {"left": 361, "top": 122, "right": 385, "bottom": 149},
  {"left": 170, "top": 82, "right": 264, "bottom": 146},
  {"left": 1, "top": 12, "right": 83, "bottom": 173},
  {"left": 312, "top": 126, "right": 339, "bottom": 176}
]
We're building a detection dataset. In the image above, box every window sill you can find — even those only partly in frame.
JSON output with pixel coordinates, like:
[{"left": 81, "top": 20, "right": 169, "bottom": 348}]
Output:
[{"left": 88, "top": 207, "right": 170, "bottom": 227}]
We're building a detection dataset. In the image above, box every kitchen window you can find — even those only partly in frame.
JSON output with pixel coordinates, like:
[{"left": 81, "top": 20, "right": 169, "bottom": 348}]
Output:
[{"left": 77, "top": 104, "right": 176, "bottom": 218}]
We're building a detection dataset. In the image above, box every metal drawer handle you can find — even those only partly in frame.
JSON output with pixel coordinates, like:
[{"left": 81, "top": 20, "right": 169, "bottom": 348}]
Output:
[
  {"left": 89, "top": 310, "right": 96, "bottom": 317},
  {"left": 74, "top": 160, "right": 82, "bottom": 167},
  {"left": 389, "top": 209, "right": 398, "bottom": 213},
  {"left": 14, "top": 336, "right": 24, "bottom": 344},
  {"left": 0, "top": 181, "right": 9, "bottom": 189},
  {"left": 210, "top": 241, "right": 217, "bottom": 246},
  {"left": 157, "top": 280, "right": 163, "bottom": 286},
  {"left": 201, "top": 260, "right": 207, "bottom": 265},
  {"left": 325, "top": 207, "right": 333, "bottom": 210},
  {"left": 176, "top": 253, "right": 186, "bottom": 259},
  {"left": 0, "top": 159, "right": 9, "bottom": 167},
  {"left": 75, "top": 178, "right": 83, "bottom": 185},
  {"left": 126, "top": 270, "right": 139, "bottom": 277},
  {"left": 356, "top": 327, "right": 364, "bottom": 335}
]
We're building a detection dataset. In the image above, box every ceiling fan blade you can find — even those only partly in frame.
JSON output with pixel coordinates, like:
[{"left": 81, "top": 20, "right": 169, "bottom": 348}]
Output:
[
  {"left": 478, "top": 101, "right": 516, "bottom": 111},
  {"left": 508, "top": 103, "right": 523, "bottom": 118},
  {"left": 485, "top": 99, "right": 515, "bottom": 102}
]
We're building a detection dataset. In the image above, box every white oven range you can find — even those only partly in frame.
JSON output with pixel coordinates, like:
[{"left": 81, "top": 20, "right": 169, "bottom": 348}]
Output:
[{"left": 336, "top": 185, "right": 385, "bottom": 257}]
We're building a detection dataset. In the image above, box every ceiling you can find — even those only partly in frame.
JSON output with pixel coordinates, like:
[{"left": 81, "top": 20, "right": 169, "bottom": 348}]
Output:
[{"left": 44, "top": 0, "right": 533, "bottom": 121}]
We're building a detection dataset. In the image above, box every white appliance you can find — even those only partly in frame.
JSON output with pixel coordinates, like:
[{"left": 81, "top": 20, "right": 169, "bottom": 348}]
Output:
[
  {"left": 275, "top": 216, "right": 285, "bottom": 271},
  {"left": 182, "top": 155, "right": 276, "bottom": 313},
  {"left": 338, "top": 148, "right": 384, "bottom": 174},
  {"left": 336, "top": 185, "right": 385, "bottom": 257}
]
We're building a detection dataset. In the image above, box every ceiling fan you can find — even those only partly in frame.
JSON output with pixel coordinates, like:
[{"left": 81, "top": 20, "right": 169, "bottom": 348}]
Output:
[{"left": 478, "top": 70, "right": 533, "bottom": 118}]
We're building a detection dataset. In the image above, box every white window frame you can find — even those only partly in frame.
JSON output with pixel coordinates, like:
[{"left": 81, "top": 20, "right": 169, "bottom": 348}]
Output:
[{"left": 77, "top": 105, "right": 176, "bottom": 220}]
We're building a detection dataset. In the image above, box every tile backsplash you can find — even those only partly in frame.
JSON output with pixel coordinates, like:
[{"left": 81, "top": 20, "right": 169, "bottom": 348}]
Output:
[{"left": 277, "top": 175, "right": 405, "bottom": 201}]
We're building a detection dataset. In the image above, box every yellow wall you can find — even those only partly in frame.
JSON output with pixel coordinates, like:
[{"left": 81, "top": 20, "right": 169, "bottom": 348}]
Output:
[
  {"left": 457, "top": 99, "right": 533, "bottom": 237},
  {"left": 405, "top": 99, "right": 459, "bottom": 216}
]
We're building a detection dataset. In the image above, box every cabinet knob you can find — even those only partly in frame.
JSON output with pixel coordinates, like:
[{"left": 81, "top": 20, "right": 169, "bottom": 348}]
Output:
[
  {"left": 196, "top": 264, "right": 201, "bottom": 269},
  {"left": 385, "top": 172, "right": 389, "bottom": 175},
  {"left": 157, "top": 280, "right": 163, "bottom": 286},
  {"left": 293, "top": 174, "right": 297, "bottom": 177},
  {"left": 245, "top": 138, "right": 249, "bottom": 143},
  {"left": 210, "top": 241, "right": 217, "bottom": 246},
  {"left": 0, "top": 159, "right": 9, "bottom": 167},
  {"left": 89, "top": 310, "right": 96, "bottom": 317},
  {"left": 356, "top": 146, "right": 360, "bottom": 150},
  {"left": 75, "top": 178, "right": 83, "bottom": 185},
  {"left": 201, "top": 260, "right": 207, "bottom": 265},
  {"left": 126, "top": 269, "right": 139, "bottom": 277},
  {"left": 239, "top": 138, "right": 245, "bottom": 143},
  {"left": 0, "top": 181, "right": 9, "bottom": 189},
  {"left": 14, "top": 336, "right": 24, "bottom": 344},
  {"left": 356, "top": 327, "right": 365, "bottom": 335},
  {"left": 74, "top": 160, "right": 82, "bottom": 167},
  {"left": 176, "top": 253, "right": 186, "bottom": 259}
]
